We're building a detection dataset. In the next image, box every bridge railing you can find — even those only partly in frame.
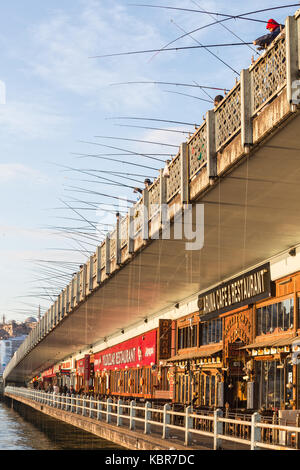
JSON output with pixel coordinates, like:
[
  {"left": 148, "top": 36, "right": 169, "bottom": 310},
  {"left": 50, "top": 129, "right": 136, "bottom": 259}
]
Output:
[
  {"left": 5, "top": 386, "right": 300, "bottom": 450},
  {"left": 4, "top": 14, "right": 300, "bottom": 381}
]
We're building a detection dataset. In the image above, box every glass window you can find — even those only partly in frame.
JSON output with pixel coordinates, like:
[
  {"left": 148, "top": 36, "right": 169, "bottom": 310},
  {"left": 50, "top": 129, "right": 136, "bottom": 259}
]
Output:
[
  {"left": 256, "top": 360, "right": 286, "bottom": 410},
  {"left": 271, "top": 303, "right": 277, "bottom": 331},
  {"left": 200, "top": 319, "right": 222, "bottom": 345},
  {"left": 202, "top": 323, "right": 207, "bottom": 345},
  {"left": 178, "top": 324, "right": 199, "bottom": 349},
  {"left": 256, "top": 298, "right": 294, "bottom": 335}
]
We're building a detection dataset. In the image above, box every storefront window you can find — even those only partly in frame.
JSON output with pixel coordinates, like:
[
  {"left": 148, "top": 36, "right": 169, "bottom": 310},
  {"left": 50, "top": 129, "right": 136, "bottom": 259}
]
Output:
[
  {"left": 256, "top": 298, "right": 294, "bottom": 335},
  {"left": 256, "top": 360, "right": 287, "bottom": 410},
  {"left": 178, "top": 324, "right": 198, "bottom": 349},
  {"left": 200, "top": 318, "right": 222, "bottom": 345}
]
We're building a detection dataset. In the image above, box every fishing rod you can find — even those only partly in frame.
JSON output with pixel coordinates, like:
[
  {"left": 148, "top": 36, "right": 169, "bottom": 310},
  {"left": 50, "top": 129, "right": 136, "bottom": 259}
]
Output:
[
  {"left": 90, "top": 42, "right": 254, "bottom": 59},
  {"left": 61, "top": 165, "right": 143, "bottom": 190},
  {"left": 191, "top": 0, "right": 258, "bottom": 55},
  {"left": 105, "top": 116, "right": 201, "bottom": 127},
  {"left": 144, "top": 4, "right": 297, "bottom": 62},
  {"left": 67, "top": 168, "right": 145, "bottom": 185},
  {"left": 78, "top": 140, "right": 166, "bottom": 163},
  {"left": 59, "top": 199, "right": 99, "bottom": 231},
  {"left": 129, "top": 3, "right": 298, "bottom": 21},
  {"left": 163, "top": 90, "right": 213, "bottom": 103},
  {"left": 69, "top": 168, "right": 156, "bottom": 179},
  {"left": 64, "top": 196, "right": 132, "bottom": 211},
  {"left": 54, "top": 162, "right": 145, "bottom": 188},
  {"left": 47, "top": 229, "right": 104, "bottom": 246},
  {"left": 71, "top": 153, "right": 160, "bottom": 172},
  {"left": 115, "top": 123, "right": 192, "bottom": 134},
  {"left": 110, "top": 80, "right": 230, "bottom": 92},
  {"left": 63, "top": 185, "right": 137, "bottom": 204},
  {"left": 94, "top": 134, "right": 180, "bottom": 149},
  {"left": 70, "top": 177, "right": 143, "bottom": 189},
  {"left": 169, "top": 18, "right": 239, "bottom": 75}
]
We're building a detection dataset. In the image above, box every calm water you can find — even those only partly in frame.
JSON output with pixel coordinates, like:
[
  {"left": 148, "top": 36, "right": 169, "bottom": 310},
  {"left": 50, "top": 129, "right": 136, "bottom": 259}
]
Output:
[{"left": 0, "top": 399, "right": 124, "bottom": 450}]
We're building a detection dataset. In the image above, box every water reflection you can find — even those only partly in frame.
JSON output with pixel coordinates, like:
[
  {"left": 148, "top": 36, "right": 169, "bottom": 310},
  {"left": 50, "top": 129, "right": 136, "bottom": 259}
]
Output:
[{"left": 0, "top": 400, "right": 124, "bottom": 450}]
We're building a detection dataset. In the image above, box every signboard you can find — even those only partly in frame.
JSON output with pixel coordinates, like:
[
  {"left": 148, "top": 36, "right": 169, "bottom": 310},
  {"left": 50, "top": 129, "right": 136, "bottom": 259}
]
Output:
[
  {"left": 84, "top": 354, "right": 90, "bottom": 381},
  {"left": 42, "top": 367, "right": 55, "bottom": 378},
  {"left": 198, "top": 263, "right": 274, "bottom": 318},
  {"left": 94, "top": 330, "right": 157, "bottom": 372},
  {"left": 158, "top": 319, "right": 172, "bottom": 360},
  {"left": 76, "top": 358, "right": 85, "bottom": 376}
]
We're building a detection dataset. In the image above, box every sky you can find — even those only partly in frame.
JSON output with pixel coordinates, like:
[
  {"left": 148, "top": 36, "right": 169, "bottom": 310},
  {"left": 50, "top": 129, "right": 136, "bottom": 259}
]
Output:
[{"left": 0, "top": 0, "right": 298, "bottom": 322}]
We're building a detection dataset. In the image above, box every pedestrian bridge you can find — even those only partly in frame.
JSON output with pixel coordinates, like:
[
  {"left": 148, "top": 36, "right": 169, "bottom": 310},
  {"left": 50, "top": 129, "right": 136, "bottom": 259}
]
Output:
[{"left": 4, "top": 12, "right": 300, "bottom": 384}]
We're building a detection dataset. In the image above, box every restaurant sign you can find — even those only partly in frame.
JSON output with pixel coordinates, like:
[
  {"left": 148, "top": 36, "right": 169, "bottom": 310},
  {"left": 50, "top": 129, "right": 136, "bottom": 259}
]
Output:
[
  {"left": 94, "top": 330, "right": 157, "bottom": 371},
  {"left": 198, "top": 263, "right": 274, "bottom": 318}
]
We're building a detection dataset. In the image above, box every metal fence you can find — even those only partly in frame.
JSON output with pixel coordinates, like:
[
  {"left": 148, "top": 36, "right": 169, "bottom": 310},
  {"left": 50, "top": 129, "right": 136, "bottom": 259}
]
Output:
[{"left": 5, "top": 386, "right": 300, "bottom": 450}]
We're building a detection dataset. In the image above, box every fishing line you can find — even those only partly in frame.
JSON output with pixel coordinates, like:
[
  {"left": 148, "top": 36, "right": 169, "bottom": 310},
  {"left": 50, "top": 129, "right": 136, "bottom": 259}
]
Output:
[
  {"left": 78, "top": 140, "right": 166, "bottom": 163},
  {"left": 105, "top": 116, "right": 201, "bottom": 126},
  {"left": 170, "top": 18, "right": 239, "bottom": 75},
  {"left": 110, "top": 80, "right": 230, "bottom": 92},
  {"left": 163, "top": 90, "right": 213, "bottom": 103},
  {"left": 115, "top": 123, "right": 192, "bottom": 134},
  {"left": 93, "top": 134, "right": 179, "bottom": 149},
  {"left": 191, "top": 0, "right": 259, "bottom": 55},
  {"left": 71, "top": 153, "right": 160, "bottom": 172}
]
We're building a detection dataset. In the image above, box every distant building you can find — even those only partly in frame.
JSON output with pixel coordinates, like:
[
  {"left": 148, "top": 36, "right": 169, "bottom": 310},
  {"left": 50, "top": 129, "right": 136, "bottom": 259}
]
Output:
[
  {"left": 0, "top": 336, "right": 27, "bottom": 376},
  {"left": 0, "top": 317, "right": 37, "bottom": 340}
]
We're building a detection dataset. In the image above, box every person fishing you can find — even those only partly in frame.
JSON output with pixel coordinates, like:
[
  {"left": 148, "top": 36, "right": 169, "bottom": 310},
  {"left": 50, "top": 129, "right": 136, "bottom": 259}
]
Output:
[{"left": 253, "top": 19, "right": 284, "bottom": 51}]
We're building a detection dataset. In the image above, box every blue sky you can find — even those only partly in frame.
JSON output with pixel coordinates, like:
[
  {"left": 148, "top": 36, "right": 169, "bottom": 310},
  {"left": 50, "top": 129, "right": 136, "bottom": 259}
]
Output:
[{"left": 0, "top": 0, "right": 297, "bottom": 321}]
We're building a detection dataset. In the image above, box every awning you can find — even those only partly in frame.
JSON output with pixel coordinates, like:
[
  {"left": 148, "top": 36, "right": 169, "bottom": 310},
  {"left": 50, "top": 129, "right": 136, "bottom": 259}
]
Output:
[
  {"left": 167, "top": 344, "right": 222, "bottom": 362},
  {"left": 240, "top": 335, "right": 298, "bottom": 350}
]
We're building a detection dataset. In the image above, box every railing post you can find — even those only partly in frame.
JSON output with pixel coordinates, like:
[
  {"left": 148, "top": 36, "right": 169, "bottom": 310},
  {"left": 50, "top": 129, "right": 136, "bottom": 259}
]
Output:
[
  {"left": 142, "top": 189, "right": 149, "bottom": 241},
  {"left": 241, "top": 68, "right": 253, "bottom": 149},
  {"left": 128, "top": 207, "right": 135, "bottom": 254},
  {"left": 89, "top": 396, "right": 93, "bottom": 418},
  {"left": 144, "top": 401, "right": 151, "bottom": 435},
  {"left": 130, "top": 400, "right": 136, "bottom": 431},
  {"left": 76, "top": 395, "right": 80, "bottom": 414},
  {"left": 105, "top": 235, "right": 111, "bottom": 276},
  {"left": 213, "top": 409, "right": 223, "bottom": 450},
  {"left": 106, "top": 397, "right": 112, "bottom": 424},
  {"left": 96, "top": 245, "right": 102, "bottom": 284},
  {"left": 159, "top": 168, "right": 167, "bottom": 230},
  {"left": 162, "top": 403, "right": 171, "bottom": 439},
  {"left": 206, "top": 110, "right": 217, "bottom": 180},
  {"left": 82, "top": 394, "right": 86, "bottom": 416},
  {"left": 286, "top": 15, "right": 299, "bottom": 106},
  {"left": 117, "top": 399, "right": 123, "bottom": 427},
  {"left": 250, "top": 412, "right": 261, "bottom": 450},
  {"left": 185, "top": 405, "right": 193, "bottom": 446},
  {"left": 71, "top": 394, "right": 75, "bottom": 413},
  {"left": 180, "top": 142, "right": 189, "bottom": 204},
  {"left": 97, "top": 398, "right": 103, "bottom": 421}
]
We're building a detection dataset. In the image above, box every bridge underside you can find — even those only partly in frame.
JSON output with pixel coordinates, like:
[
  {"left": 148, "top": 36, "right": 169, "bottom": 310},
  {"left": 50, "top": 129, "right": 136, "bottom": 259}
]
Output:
[{"left": 9, "top": 112, "right": 300, "bottom": 382}]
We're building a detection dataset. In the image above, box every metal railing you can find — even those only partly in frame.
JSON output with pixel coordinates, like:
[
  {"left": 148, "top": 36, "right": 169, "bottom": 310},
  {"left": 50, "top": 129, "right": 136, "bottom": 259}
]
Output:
[{"left": 5, "top": 386, "right": 300, "bottom": 450}]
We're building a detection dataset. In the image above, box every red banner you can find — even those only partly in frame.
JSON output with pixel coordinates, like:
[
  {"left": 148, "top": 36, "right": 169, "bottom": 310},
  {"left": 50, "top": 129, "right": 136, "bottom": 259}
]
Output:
[
  {"left": 77, "top": 358, "right": 85, "bottom": 376},
  {"left": 42, "top": 367, "right": 55, "bottom": 378},
  {"left": 94, "top": 330, "right": 157, "bottom": 371}
]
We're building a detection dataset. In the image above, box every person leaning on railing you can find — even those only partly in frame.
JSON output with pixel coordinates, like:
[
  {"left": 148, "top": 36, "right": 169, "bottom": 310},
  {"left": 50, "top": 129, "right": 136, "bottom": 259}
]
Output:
[{"left": 253, "top": 19, "right": 284, "bottom": 51}]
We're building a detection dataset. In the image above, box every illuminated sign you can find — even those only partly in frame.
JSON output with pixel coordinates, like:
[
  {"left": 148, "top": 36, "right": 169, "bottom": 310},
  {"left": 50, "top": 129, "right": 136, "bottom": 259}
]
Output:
[
  {"left": 198, "top": 263, "right": 274, "bottom": 317},
  {"left": 94, "top": 330, "right": 157, "bottom": 371}
]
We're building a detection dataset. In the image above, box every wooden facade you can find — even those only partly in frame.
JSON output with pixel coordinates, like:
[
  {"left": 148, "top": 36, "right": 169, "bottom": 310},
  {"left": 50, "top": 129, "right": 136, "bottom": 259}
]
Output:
[{"left": 168, "top": 266, "right": 300, "bottom": 412}]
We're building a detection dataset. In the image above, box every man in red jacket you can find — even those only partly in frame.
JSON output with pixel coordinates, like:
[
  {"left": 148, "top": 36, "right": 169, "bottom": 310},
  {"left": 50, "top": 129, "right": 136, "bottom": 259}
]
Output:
[{"left": 253, "top": 19, "right": 284, "bottom": 50}]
